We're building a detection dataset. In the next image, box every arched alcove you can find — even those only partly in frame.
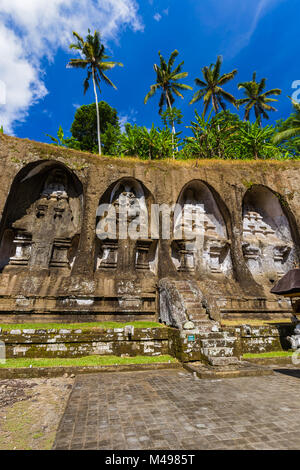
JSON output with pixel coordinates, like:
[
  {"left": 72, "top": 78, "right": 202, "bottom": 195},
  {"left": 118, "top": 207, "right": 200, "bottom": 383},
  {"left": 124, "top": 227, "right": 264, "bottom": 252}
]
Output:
[
  {"left": 0, "top": 161, "right": 83, "bottom": 272},
  {"left": 95, "top": 177, "right": 158, "bottom": 274},
  {"left": 242, "top": 185, "right": 297, "bottom": 282},
  {"left": 172, "top": 180, "right": 232, "bottom": 276}
]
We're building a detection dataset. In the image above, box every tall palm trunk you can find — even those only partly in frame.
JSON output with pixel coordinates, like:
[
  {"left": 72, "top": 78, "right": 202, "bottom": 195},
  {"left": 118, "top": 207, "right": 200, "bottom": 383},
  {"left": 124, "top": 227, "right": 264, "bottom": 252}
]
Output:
[
  {"left": 212, "top": 94, "right": 221, "bottom": 158},
  {"left": 92, "top": 67, "right": 102, "bottom": 156},
  {"left": 166, "top": 90, "right": 176, "bottom": 159}
]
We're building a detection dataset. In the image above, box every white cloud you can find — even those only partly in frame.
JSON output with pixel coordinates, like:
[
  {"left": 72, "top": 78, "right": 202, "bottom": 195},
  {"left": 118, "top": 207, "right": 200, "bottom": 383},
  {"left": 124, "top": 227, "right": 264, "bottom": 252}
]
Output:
[
  {"left": 0, "top": 0, "right": 143, "bottom": 133},
  {"left": 153, "top": 7, "right": 169, "bottom": 23},
  {"left": 196, "top": 0, "right": 284, "bottom": 57},
  {"left": 119, "top": 108, "right": 137, "bottom": 132},
  {"left": 229, "top": 0, "right": 284, "bottom": 56}
]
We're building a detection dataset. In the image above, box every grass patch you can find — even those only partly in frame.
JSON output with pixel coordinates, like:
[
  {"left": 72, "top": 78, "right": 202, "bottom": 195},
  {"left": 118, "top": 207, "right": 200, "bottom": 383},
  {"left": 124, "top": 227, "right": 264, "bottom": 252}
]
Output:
[
  {"left": 243, "top": 351, "right": 293, "bottom": 359},
  {"left": 0, "top": 355, "right": 177, "bottom": 369},
  {"left": 0, "top": 321, "right": 164, "bottom": 331},
  {"left": 0, "top": 401, "right": 35, "bottom": 450}
]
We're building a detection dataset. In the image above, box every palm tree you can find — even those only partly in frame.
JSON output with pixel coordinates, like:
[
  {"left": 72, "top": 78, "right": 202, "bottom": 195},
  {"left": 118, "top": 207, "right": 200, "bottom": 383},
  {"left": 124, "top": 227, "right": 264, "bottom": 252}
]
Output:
[
  {"left": 273, "top": 99, "right": 300, "bottom": 144},
  {"left": 237, "top": 72, "right": 281, "bottom": 126},
  {"left": 190, "top": 55, "right": 237, "bottom": 116},
  {"left": 68, "top": 30, "right": 123, "bottom": 155},
  {"left": 144, "top": 50, "right": 192, "bottom": 139}
]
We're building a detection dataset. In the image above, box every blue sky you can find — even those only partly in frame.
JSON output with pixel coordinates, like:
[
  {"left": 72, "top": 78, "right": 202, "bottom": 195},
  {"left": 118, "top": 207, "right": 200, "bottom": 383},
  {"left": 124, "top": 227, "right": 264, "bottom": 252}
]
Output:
[{"left": 0, "top": 0, "right": 299, "bottom": 143}]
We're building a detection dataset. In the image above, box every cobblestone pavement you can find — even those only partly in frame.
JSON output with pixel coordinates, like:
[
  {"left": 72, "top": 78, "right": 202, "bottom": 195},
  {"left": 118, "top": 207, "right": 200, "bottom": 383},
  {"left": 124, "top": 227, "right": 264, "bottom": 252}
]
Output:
[{"left": 53, "top": 368, "right": 300, "bottom": 450}]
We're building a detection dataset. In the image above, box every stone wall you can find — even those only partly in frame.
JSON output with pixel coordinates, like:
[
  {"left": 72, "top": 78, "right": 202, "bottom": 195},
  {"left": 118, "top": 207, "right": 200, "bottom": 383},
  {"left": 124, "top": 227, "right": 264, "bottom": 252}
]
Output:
[
  {"left": 0, "top": 327, "right": 169, "bottom": 358},
  {"left": 229, "top": 324, "right": 293, "bottom": 354},
  {"left": 168, "top": 324, "right": 293, "bottom": 361},
  {"left": 0, "top": 134, "right": 299, "bottom": 322},
  {"left": 0, "top": 323, "right": 292, "bottom": 361}
]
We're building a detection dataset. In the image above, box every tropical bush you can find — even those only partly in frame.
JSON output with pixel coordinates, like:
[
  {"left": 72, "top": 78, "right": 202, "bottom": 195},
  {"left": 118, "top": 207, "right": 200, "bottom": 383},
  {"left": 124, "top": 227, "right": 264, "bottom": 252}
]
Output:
[{"left": 120, "top": 124, "right": 178, "bottom": 160}]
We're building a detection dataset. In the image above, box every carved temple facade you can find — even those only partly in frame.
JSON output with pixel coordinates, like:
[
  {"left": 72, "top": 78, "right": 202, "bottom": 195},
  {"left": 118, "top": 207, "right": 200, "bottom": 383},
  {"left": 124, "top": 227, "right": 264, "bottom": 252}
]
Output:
[{"left": 0, "top": 135, "right": 299, "bottom": 323}]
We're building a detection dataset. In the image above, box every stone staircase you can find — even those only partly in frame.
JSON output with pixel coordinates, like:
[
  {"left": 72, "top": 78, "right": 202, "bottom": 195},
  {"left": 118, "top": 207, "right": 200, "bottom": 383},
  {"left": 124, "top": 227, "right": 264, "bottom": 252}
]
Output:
[
  {"left": 174, "top": 280, "right": 210, "bottom": 325},
  {"left": 174, "top": 280, "right": 239, "bottom": 365},
  {"left": 197, "top": 325, "right": 239, "bottom": 366},
  {"left": 159, "top": 278, "right": 240, "bottom": 366}
]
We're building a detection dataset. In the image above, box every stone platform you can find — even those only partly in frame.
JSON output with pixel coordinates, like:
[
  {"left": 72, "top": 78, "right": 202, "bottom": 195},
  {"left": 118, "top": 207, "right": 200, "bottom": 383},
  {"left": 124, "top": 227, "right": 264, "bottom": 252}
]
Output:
[
  {"left": 53, "top": 368, "right": 300, "bottom": 450},
  {"left": 183, "top": 360, "right": 273, "bottom": 379}
]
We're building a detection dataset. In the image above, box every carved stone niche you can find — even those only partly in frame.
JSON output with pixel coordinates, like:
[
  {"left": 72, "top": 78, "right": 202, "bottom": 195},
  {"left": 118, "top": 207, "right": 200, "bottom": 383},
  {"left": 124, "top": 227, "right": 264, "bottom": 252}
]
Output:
[
  {"left": 135, "top": 239, "right": 158, "bottom": 273},
  {"left": 206, "top": 239, "right": 228, "bottom": 274},
  {"left": 49, "top": 238, "right": 72, "bottom": 269},
  {"left": 96, "top": 240, "right": 118, "bottom": 270},
  {"left": 116, "top": 279, "right": 142, "bottom": 310},
  {"left": 41, "top": 170, "right": 68, "bottom": 201},
  {"left": 173, "top": 184, "right": 231, "bottom": 276},
  {"left": 9, "top": 231, "right": 32, "bottom": 267},
  {"left": 0, "top": 165, "right": 82, "bottom": 273},
  {"left": 242, "top": 241, "right": 261, "bottom": 274},
  {"left": 36, "top": 204, "right": 48, "bottom": 219},
  {"left": 242, "top": 208, "right": 293, "bottom": 279},
  {"left": 172, "top": 239, "right": 197, "bottom": 272},
  {"left": 96, "top": 178, "right": 153, "bottom": 274},
  {"left": 136, "top": 239, "right": 152, "bottom": 271},
  {"left": 114, "top": 184, "right": 140, "bottom": 226},
  {"left": 273, "top": 245, "right": 291, "bottom": 276}
]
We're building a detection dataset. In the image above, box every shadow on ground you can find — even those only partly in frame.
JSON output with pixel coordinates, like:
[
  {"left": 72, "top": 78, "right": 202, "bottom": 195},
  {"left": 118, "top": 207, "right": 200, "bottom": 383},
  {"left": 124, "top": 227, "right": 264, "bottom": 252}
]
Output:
[{"left": 274, "top": 368, "right": 300, "bottom": 379}]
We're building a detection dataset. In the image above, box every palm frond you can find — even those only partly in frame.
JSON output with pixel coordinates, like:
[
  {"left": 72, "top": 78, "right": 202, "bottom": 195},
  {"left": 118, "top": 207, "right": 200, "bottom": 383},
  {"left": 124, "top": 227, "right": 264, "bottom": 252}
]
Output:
[
  {"left": 99, "top": 61, "right": 124, "bottom": 70},
  {"left": 219, "top": 89, "right": 236, "bottom": 104},
  {"left": 144, "top": 84, "right": 159, "bottom": 104},
  {"left": 194, "top": 78, "right": 207, "bottom": 87},
  {"left": 218, "top": 70, "right": 238, "bottom": 86},
  {"left": 213, "top": 55, "right": 223, "bottom": 81},
  {"left": 173, "top": 83, "right": 193, "bottom": 91},
  {"left": 273, "top": 126, "right": 300, "bottom": 144},
  {"left": 172, "top": 88, "right": 184, "bottom": 99},
  {"left": 68, "top": 59, "right": 89, "bottom": 69},
  {"left": 168, "top": 50, "right": 179, "bottom": 69},
  {"left": 171, "top": 72, "right": 189, "bottom": 81},
  {"left": 189, "top": 89, "right": 206, "bottom": 105},
  {"left": 262, "top": 88, "right": 282, "bottom": 97},
  {"left": 258, "top": 78, "right": 266, "bottom": 94},
  {"left": 71, "top": 31, "right": 84, "bottom": 46}
]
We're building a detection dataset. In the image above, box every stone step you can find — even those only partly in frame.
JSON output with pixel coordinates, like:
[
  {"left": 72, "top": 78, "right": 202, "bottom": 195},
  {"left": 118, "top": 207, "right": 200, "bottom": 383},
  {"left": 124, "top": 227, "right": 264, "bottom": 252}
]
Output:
[
  {"left": 188, "top": 308, "right": 207, "bottom": 315},
  {"left": 207, "top": 356, "right": 240, "bottom": 366},
  {"left": 199, "top": 328, "right": 233, "bottom": 335},
  {"left": 201, "top": 332, "right": 236, "bottom": 340},
  {"left": 189, "top": 317, "right": 209, "bottom": 323},
  {"left": 184, "top": 301, "right": 202, "bottom": 308},
  {"left": 189, "top": 315, "right": 208, "bottom": 321},
  {"left": 198, "top": 332, "right": 228, "bottom": 339},
  {"left": 183, "top": 361, "right": 273, "bottom": 378},
  {"left": 201, "top": 338, "right": 236, "bottom": 348},
  {"left": 194, "top": 322, "right": 219, "bottom": 332},
  {"left": 202, "top": 347, "right": 234, "bottom": 357},
  {"left": 182, "top": 298, "right": 198, "bottom": 304},
  {"left": 175, "top": 282, "right": 191, "bottom": 288}
]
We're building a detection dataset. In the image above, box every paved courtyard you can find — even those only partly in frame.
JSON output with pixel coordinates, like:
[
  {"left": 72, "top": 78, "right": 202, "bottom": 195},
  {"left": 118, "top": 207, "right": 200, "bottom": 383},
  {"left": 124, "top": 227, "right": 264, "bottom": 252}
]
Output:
[{"left": 53, "top": 368, "right": 300, "bottom": 450}]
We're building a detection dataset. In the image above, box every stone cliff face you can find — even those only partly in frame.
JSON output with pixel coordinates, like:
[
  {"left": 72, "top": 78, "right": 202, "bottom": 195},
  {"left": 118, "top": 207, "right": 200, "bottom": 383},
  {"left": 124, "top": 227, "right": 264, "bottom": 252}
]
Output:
[{"left": 0, "top": 134, "right": 298, "bottom": 323}]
